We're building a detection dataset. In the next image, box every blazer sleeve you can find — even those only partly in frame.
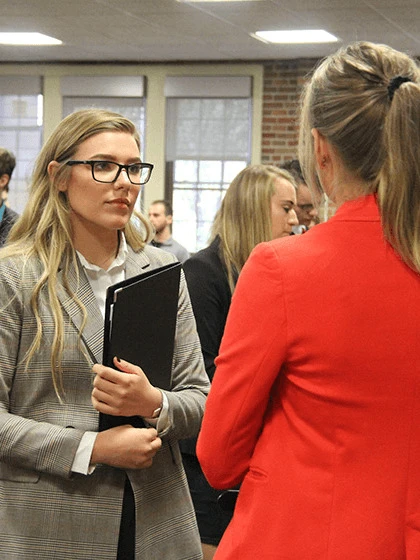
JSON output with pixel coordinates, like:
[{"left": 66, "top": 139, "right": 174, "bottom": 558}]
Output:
[
  {"left": 0, "top": 258, "right": 84, "bottom": 479},
  {"left": 159, "top": 267, "right": 211, "bottom": 440},
  {"left": 196, "top": 242, "right": 288, "bottom": 488}
]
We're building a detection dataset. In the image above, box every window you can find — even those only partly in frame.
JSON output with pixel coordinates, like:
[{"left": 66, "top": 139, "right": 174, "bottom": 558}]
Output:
[
  {"left": 62, "top": 97, "right": 145, "bottom": 154},
  {"left": 62, "top": 76, "right": 146, "bottom": 152},
  {"left": 61, "top": 76, "right": 146, "bottom": 207},
  {"left": 0, "top": 77, "right": 43, "bottom": 214},
  {"left": 165, "top": 78, "right": 252, "bottom": 253}
]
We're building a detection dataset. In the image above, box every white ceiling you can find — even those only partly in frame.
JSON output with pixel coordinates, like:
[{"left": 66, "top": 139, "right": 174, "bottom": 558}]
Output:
[{"left": 0, "top": 0, "right": 419, "bottom": 63}]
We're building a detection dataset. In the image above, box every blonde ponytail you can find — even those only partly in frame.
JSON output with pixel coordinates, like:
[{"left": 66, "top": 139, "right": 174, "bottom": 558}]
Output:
[{"left": 299, "top": 41, "right": 420, "bottom": 272}]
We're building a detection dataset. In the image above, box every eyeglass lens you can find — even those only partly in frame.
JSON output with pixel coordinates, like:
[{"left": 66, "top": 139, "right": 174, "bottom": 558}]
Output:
[{"left": 92, "top": 162, "right": 151, "bottom": 184}]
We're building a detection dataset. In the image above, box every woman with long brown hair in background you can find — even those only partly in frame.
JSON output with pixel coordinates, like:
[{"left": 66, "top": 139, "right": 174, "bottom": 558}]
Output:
[{"left": 181, "top": 163, "right": 298, "bottom": 559}]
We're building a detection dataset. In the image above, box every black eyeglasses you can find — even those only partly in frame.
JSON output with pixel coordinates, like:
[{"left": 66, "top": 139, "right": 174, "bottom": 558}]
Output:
[{"left": 66, "top": 160, "right": 154, "bottom": 185}]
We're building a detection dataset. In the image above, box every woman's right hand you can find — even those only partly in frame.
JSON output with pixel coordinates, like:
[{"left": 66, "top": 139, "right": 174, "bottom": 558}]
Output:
[{"left": 91, "top": 425, "right": 162, "bottom": 469}]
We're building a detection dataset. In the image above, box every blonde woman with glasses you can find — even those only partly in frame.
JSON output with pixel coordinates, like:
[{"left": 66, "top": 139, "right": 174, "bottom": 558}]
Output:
[{"left": 0, "top": 109, "right": 209, "bottom": 560}]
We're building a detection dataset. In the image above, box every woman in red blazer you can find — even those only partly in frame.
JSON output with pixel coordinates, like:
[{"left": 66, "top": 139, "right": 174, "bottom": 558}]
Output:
[{"left": 197, "top": 41, "right": 420, "bottom": 560}]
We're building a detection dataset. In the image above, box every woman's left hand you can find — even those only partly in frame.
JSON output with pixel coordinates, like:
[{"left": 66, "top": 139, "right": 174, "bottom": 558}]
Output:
[{"left": 91, "top": 357, "right": 162, "bottom": 418}]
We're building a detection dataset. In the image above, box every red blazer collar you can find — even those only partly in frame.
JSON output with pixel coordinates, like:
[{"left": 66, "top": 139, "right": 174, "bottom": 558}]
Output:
[{"left": 331, "top": 194, "right": 380, "bottom": 223}]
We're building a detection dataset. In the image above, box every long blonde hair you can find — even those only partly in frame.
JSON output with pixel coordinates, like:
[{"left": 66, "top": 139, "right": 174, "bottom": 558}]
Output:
[
  {"left": 1, "top": 109, "right": 153, "bottom": 398},
  {"left": 299, "top": 41, "right": 420, "bottom": 271},
  {"left": 211, "top": 164, "right": 296, "bottom": 293}
]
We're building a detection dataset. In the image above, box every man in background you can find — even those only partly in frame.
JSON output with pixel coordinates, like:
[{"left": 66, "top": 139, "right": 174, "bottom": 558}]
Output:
[
  {"left": 0, "top": 148, "right": 19, "bottom": 247},
  {"left": 281, "top": 159, "right": 320, "bottom": 234},
  {"left": 148, "top": 199, "right": 190, "bottom": 263}
]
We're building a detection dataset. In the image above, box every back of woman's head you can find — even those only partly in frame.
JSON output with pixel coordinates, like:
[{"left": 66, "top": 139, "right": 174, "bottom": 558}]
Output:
[
  {"left": 299, "top": 41, "right": 420, "bottom": 271},
  {"left": 212, "top": 164, "right": 295, "bottom": 291}
]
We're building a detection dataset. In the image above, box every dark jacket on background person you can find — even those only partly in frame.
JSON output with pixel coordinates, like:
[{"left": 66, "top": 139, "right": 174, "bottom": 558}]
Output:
[
  {"left": 180, "top": 236, "right": 235, "bottom": 546},
  {"left": 0, "top": 205, "right": 18, "bottom": 246}
]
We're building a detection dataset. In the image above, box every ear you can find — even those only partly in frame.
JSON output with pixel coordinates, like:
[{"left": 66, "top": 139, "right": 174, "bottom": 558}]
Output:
[
  {"left": 0, "top": 173, "right": 10, "bottom": 189},
  {"left": 311, "top": 128, "right": 336, "bottom": 198},
  {"left": 48, "top": 161, "right": 67, "bottom": 192},
  {"left": 311, "top": 128, "right": 331, "bottom": 170},
  {"left": 166, "top": 214, "right": 173, "bottom": 226}
]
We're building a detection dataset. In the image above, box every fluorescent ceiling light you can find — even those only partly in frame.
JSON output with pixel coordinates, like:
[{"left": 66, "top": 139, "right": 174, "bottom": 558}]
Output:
[
  {"left": 254, "top": 29, "right": 338, "bottom": 44},
  {"left": 177, "top": 1, "right": 263, "bottom": 3},
  {"left": 0, "top": 32, "right": 62, "bottom": 45}
]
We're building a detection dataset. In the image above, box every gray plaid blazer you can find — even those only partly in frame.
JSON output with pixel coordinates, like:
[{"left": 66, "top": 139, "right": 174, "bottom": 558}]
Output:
[{"left": 0, "top": 244, "right": 209, "bottom": 560}]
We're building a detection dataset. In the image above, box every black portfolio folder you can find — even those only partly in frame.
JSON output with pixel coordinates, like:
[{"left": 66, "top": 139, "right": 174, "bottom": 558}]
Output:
[{"left": 99, "top": 261, "right": 182, "bottom": 430}]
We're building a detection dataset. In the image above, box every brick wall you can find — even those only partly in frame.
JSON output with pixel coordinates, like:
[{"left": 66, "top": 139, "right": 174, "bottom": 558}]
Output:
[{"left": 261, "top": 58, "right": 319, "bottom": 166}]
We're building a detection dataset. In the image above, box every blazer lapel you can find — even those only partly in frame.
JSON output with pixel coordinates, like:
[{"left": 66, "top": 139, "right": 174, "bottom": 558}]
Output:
[
  {"left": 125, "top": 245, "right": 153, "bottom": 279},
  {"left": 57, "top": 248, "right": 153, "bottom": 365},
  {"left": 57, "top": 261, "right": 104, "bottom": 364}
]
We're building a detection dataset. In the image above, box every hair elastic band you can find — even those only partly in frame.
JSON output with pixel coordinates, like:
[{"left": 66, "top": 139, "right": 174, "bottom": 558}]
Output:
[{"left": 388, "top": 76, "right": 412, "bottom": 101}]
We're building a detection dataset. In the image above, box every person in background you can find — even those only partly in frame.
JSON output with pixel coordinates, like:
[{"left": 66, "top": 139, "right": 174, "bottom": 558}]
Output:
[
  {"left": 0, "top": 147, "right": 19, "bottom": 246},
  {"left": 282, "top": 158, "right": 320, "bottom": 233},
  {"left": 0, "top": 109, "right": 209, "bottom": 560},
  {"left": 197, "top": 41, "right": 420, "bottom": 559},
  {"left": 181, "top": 164, "right": 298, "bottom": 560},
  {"left": 148, "top": 199, "right": 190, "bottom": 263}
]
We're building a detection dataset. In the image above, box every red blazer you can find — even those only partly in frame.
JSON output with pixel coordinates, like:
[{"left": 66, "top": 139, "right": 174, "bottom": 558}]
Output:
[{"left": 197, "top": 195, "right": 420, "bottom": 560}]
